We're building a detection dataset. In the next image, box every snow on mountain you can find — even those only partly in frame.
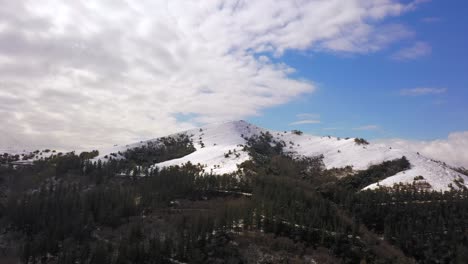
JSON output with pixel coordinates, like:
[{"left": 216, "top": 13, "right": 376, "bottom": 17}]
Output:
[
  {"left": 93, "top": 120, "right": 264, "bottom": 174},
  {"left": 0, "top": 148, "right": 63, "bottom": 164},
  {"left": 152, "top": 120, "right": 262, "bottom": 174},
  {"left": 280, "top": 133, "right": 468, "bottom": 191},
  {"left": 93, "top": 120, "right": 468, "bottom": 191}
]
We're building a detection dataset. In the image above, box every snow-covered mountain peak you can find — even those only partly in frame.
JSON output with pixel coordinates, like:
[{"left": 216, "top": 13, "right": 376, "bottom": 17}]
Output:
[{"left": 94, "top": 120, "right": 468, "bottom": 191}]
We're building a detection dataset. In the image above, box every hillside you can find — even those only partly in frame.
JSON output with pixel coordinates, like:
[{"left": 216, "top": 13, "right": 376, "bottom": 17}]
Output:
[
  {"left": 93, "top": 120, "right": 468, "bottom": 191},
  {"left": 2, "top": 121, "right": 468, "bottom": 263}
]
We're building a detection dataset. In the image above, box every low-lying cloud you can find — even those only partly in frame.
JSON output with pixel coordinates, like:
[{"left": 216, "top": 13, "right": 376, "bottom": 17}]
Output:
[{"left": 377, "top": 131, "right": 468, "bottom": 168}]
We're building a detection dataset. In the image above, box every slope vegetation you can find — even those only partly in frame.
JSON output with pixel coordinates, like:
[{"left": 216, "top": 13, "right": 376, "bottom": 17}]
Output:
[{"left": 94, "top": 120, "right": 467, "bottom": 191}]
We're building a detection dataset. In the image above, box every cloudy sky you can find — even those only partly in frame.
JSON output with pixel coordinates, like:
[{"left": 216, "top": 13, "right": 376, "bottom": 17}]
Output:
[{"left": 0, "top": 1, "right": 467, "bottom": 167}]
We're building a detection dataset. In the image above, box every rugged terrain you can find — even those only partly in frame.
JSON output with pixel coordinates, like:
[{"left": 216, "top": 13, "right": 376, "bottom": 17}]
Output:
[{"left": 92, "top": 120, "right": 468, "bottom": 191}]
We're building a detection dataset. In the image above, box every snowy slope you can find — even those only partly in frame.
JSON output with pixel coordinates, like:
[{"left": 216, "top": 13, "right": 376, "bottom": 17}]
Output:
[
  {"left": 279, "top": 133, "right": 468, "bottom": 191},
  {"left": 92, "top": 120, "right": 263, "bottom": 174},
  {"left": 0, "top": 148, "right": 65, "bottom": 164},
  {"left": 94, "top": 120, "right": 468, "bottom": 191},
  {"left": 153, "top": 121, "right": 263, "bottom": 174}
]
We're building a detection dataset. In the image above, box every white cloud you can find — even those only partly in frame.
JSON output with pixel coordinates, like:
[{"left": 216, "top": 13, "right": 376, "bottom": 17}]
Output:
[
  {"left": 289, "top": 120, "right": 321, "bottom": 126},
  {"left": 377, "top": 132, "right": 468, "bottom": 168},
  {"left": 392, "top": 41, "right": 432, "bottom": 60},
  {"left": 290, "top": 113, "right": 321, "bottom": 125},
  {"left": 400, "top": 88, "right": 447, "bottom": 96},
  {"left": 353, "top": 125, "right": 380, "bottom": 131},
  {"left": 0, "top": 0, "right": 424, "bottom": 148},
  {"left": 296, "top": 113, "right": 320, "bottom": 120}
]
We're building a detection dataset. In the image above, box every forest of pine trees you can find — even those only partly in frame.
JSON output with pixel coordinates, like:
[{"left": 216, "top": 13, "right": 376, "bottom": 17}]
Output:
[{"left": 0, "top": 133, "right": 466, "bottom": 263}]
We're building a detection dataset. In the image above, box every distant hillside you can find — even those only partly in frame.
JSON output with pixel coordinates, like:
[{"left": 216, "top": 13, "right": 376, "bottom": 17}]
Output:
[{"left": 91, "top": 120, "right": 468, "bottom": 191}]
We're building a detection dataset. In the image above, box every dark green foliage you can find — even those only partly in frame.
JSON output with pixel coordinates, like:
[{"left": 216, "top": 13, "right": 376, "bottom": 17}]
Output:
[
  {"left": 1, "top": 151, "right": 255, "bottom": 263},
  {"left": 338, "top": 156, "right": 410, "bottom": 190},
  {"left": 123, "top": 134, "right": 196, "bottom": 166},
  {"left": 291, "top": 129, "right": 303, "bottom": 135},
  {"left": 79, "top": 150, "right": 99, "bottom": 160},
  {"left": 453, "top": 176, "right": 467, "bottom": 190},
  {"left": 54, "top": 152, "right": 83, "bottom": 176},
  {"left": 0, "top": 152, "right": 23, "bottom": 163},
  {"left": 414, "top": 175, "right": 424, "bottom": 181},
  {"left": 353, "top": 187, "right": 468, "bottom": 262},
  {"left": 454, "top": 167, "right": 468, "bottom": 176},
  {"left": 354, "top": 138, "right": 369, "bottom": 145},
  {"left": 244, "top": 131, "right": 285, "bottom": 166}
]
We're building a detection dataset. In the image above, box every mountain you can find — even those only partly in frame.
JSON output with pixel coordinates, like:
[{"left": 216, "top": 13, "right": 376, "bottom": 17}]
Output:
[
  {"left": 94, "top": 120, "right": 468, "bottom": 191},
  {"left": 3, "top": 121, "right": 468, "bottom": 263}
]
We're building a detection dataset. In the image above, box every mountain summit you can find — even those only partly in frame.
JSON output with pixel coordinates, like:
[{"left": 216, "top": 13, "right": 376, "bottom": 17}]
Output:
[{"left": 94, "top": 120, "right": 468, "bottom": 191}]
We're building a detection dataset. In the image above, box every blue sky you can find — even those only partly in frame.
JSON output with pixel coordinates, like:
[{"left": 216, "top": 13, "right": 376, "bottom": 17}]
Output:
[{"left": 250, "top": 0, "right": 468, "bottom": 141}]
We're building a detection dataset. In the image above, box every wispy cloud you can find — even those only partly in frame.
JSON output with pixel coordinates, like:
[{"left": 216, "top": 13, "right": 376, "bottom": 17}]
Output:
[
  {"left": 289, "top": 120, "right": 321, "bottom": 126},
  {"left": 400, "top": 88, "right": 447, "bottom": 96},
  {"left": 405, "top": 0, "right": 432, "bottom": 11},
  {"left": 290, "top": 113, "right": 321, "bottom": 126},
  {"left": 421, "top": 17, "right": 442, "bottom": 23},
  {"left": 392, "top": 41, "right": 432, "bottom": 60},
  {"left": 353, "top": 125, "right": 380, "bottom": 131},
  {"left": 296, "top": 113, "right": 320, "bottom": 119}
]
